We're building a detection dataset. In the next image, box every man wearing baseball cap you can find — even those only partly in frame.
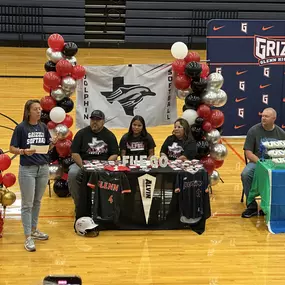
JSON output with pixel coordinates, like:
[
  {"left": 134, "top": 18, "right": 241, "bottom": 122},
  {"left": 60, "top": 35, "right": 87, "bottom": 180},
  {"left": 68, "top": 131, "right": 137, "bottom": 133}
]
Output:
[{"left": 68, "top": 110, "right": 119, "bottom": 215}]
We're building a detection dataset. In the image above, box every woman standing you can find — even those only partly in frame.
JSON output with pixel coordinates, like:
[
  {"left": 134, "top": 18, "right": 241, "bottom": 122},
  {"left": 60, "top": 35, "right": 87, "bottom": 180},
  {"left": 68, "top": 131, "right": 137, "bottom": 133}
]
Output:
[
  {"left": 160, "top": 118, "right": 197, "bottom": 161},
  {"left": 119, "top": 115, "right": 156, "bottom": 160},
  {"left": 10, "top": 99, "right": 57, "bottom": 252}
]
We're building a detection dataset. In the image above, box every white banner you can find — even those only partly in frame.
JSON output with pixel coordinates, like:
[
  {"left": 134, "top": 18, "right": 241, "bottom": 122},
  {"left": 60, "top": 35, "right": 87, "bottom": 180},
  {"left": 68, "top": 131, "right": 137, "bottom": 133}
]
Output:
[
  {"left": 76, "top": 64, "right": 177, "bottom": 129},
  {"left": 138, "top": 174, "right": 156, "bottom": 224}
]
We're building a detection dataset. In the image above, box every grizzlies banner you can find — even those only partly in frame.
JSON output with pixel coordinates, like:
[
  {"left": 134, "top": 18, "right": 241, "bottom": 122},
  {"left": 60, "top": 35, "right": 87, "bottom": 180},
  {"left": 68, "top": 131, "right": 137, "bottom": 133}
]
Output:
[{"left": 76, "top": 64, "right": 177, "bottom": 129}]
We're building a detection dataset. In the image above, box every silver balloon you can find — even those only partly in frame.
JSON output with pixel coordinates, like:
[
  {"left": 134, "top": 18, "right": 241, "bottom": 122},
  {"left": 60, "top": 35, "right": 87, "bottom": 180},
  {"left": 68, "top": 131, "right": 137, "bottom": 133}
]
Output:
[
  {"left": 49, "top": 164, "right": 63, "bottom": 180},
  {"left": 65, "top": 56, "right": 77, "bottom": 66},
  {"left": 207, "top": 72, "right": 224, "bottom": 90},
  {"left": 210, "top": 143, "right": 228, "bottom": 161},
  {"left": 209, "top": 170, "right": 220, "bottom": 186},
  {"left": 46, "top": 48, "right": 63, "bottom": 63},
  {"left": 55, "top": 124, "right": 69, "bottom": 140},
  {"left": 61, "top": 76, "right": 77, "bottom": 92},
  {"left": 214, "top": 89, "right": 228, "bottom": 107},
  {"left": 205, "top": 129, "right": 221, "bottom": 144},
  {"left": 177, "top": 89, "right": 190, "bottom": 100},
  {"left": 201, "top": 89, "right": 219, "bottom": 106},
  {"left": 51, "top": 88, "right": 66, "bottom": 101}
]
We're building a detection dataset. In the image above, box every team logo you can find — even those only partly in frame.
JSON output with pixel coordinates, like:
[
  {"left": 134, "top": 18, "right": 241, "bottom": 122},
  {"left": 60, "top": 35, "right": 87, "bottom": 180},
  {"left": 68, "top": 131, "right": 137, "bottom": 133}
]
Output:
[
  {"left": 238, "top": 108, "right": 244, "bottom": 118},
  {"left": 101, "top": 77, "right": 156, "bottom": 116},
  {"left": 262, "top": 94, "right": 269, "bottom": 104},
  {"left": 216, "top": 67, "right": 222, "bottom": 74},
  {"left": 241, "top": 23, "right": 248, "bottom": 34},
  {"left": 264, "top": 67, "right": 270, "bottom": 77},
  {"left": 254, "top": 36, "right": 285, "bottom": 66},
  {"left": 168, "top": 142, "right": 184, "bottom": 159},
  {"left": 87, "top": 137, "right": 108, "bottom": 155},
  {"left": 239, "top": 81, "right": 245, "bottom": 91}
]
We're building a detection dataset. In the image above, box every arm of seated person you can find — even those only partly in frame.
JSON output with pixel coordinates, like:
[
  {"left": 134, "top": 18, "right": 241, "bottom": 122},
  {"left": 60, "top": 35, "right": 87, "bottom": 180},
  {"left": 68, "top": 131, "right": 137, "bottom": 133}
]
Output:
[
  {"left": 72, "top": 153, "right": 83, "bottom": 168},
  {"left": 245, "top": 150, "right": 259, "bottom": 163},
  {"left": 177, "top": 155, "right": 187, "bottom": 161},
  {"left": 108, "top": 154, "right": 118, "bottom": 161},
  {"left": 147, "top": 148, "right": 155, "bottom": 160}
]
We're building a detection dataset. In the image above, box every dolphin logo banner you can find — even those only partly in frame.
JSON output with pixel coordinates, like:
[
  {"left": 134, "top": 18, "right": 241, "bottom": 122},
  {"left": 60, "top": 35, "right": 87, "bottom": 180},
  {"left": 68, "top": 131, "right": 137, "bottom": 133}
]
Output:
[{"left": 76, "top": 64, "right": 177, "bottom": 129}]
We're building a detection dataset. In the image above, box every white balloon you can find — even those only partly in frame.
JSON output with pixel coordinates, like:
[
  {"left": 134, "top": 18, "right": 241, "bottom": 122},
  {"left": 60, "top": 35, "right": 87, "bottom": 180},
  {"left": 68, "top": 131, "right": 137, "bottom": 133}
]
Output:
[
  {"left": 171, "top": 42, "right": 188, "bottom": 59},
  {"left": 50, "top": 107, "right": 66, "bottom": 123},
  {"left": 181, "top": 109, "right": 198, "bottom": 126}
]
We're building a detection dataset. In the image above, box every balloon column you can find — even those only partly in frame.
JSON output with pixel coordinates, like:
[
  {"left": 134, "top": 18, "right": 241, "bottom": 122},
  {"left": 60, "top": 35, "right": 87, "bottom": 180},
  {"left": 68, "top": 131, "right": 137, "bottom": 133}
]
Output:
[
  {"left": 0, "top": 150, "right": 17, "bottom": 237},
  {"left": 171, "top": 42, "right": 228, "bottom": 187},
  {"left": 41, "top": 33, "right": 86, "bottom": 197}
]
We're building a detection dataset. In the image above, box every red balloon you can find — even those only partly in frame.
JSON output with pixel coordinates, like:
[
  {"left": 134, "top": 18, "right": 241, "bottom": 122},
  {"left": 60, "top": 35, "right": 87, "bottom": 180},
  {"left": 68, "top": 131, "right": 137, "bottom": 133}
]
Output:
[
  {"left": 40, "top": 96, "right": 56, "bottom": 112},
  {"left": 66, "top": 130, "right": 73, "bottom": 141},
  {"left": 197, "top": 104, "right": 211, "bottom": 120},
  {"left": 200, "top": 156, "right": 215, "bottom": 174},
  {"left": 43, "top": 84, "right": 51, "bottom": 93},
  {"left": 61, "top": 114, "right": 73, "bottom": 128},
  {"left": 56, "top": 139, "right": 72, "bottom": 157},
  {"left": 47, "top": 120, "right": 57, "bottom": 130},
  {"left": 210, "top": 110, "right": 225, "bottom": 128},
  {"left": 174, "top": 74, "right": 191, "bottom": 90},
  {"left": 48, "top": 34, "right": 65, "bottom": 51},
  {"left": 184, "top": 51, "right": 200, "bottom": 63},
  {"left": 172, "top": 60, "right": 186, "bottom": 75},
  {"left": 214, "top": 159, "right": 224, "bottom": 169},
  {"left": 0, "top": 173, "right": 2, "bottom": 184},
  {"left": 200, "top": 63, "right": 210, "bottom": 78},
  {"left": 202, "top": 121, "right": 213, "bottom": 132},
  {"left": 2, "top": 173, "right": 16, "bottom": 188},
  {"left": 56, "top": 59, "right": 73, "bottom": 77},
  {"left": 61, "top": 173, "right": 68, "bottom": 181},
  {"left": 0, "top": 154, "right": 11, "bottom": 171},
  {"left": 71, "top": 65, "right": 86, "bottom": 80},
  {"left": 43, "top": 72, "right": 61, "bottom": 90}
]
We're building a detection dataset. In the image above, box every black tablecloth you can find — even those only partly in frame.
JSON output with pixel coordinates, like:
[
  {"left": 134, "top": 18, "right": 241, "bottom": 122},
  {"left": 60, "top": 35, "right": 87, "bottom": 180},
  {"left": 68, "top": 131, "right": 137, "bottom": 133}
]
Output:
[{"left": 77, "top": 166, "right": 211, "bottom": 235}]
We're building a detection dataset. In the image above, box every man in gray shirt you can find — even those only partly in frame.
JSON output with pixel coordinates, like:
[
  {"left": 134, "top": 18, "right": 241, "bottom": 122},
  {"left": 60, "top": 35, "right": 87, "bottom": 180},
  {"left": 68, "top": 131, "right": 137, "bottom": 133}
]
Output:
[{"left": 241, "top": 107, "right": 285, "bottom": 218}]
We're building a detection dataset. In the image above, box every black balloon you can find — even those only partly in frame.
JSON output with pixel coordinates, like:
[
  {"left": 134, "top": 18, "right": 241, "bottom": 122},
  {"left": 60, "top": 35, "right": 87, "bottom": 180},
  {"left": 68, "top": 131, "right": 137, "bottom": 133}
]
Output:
[
  {"left": 48, "top": 147, "right": 59, "bottom": 163},
  {"left": 53, "top": 179, "right": 70, "bottom": 197},
  {"left": 63, "top": 42, "right": 78, "bottom": 57},
  {"left": 191, "top": 124, "right": 204, "bottom": 140},
  {"left": 60, "top": 156, "right": 74, "bottom": 173},
  {"left": 191, "top": 78, "right": 207, "bottom": 94},
  {"left": 41, "top": 111, "right": 50, "bottom": 124},
  {"left": 185, "top": 62, "right": 202, "bottom": 78},
  {"left": 195, "top": 117, "right": 204, "bottom": 126},
  {"left": 44, "top": 60, "right": 56, "bottom": 72},
  {"left": 185, "top": 93, "right": 201, "bottom": 109},
  {"left": 57, "top": 97, "right": 74, "bottom": 113},
  {"left": 196, "top": 140, "right": 210, "bottom": 159}
]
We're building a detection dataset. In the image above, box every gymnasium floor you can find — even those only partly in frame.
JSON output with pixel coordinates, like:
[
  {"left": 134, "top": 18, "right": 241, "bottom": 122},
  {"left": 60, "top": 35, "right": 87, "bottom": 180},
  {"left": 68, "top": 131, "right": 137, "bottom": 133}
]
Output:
[{"left": 0, "top": 48, "right": 284, "bottom": 285}]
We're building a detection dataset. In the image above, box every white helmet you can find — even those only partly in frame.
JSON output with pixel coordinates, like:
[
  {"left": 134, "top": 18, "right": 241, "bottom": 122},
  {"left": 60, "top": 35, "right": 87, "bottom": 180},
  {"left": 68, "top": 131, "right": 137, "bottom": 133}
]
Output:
[{"left": 75, "top": 217, "right": 99, "bottom": 237}]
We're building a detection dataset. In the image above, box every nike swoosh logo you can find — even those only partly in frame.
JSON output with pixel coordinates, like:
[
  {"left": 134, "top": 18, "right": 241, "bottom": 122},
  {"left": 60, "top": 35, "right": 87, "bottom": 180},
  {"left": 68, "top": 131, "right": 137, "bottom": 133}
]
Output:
[
  {"left": 213, "top": 25, "right": 225, "bottom": 31},
  {"left": 235, "top": 97, "right": 247, "bottom": 103},
  {"left": 262, "top": 26, "right": 274, "bottom": 31},
  {"left": 236, "top": 70, "right": 248, "bottom": 76},
  {"left": 282, "top": 124, "right": 285, "bottom": 129},
  {"left": 234, "top": 124, "right": 246, "bottom": 129},
  {"left": 259, "top": 84, "right": 271, "bottom": 89}
]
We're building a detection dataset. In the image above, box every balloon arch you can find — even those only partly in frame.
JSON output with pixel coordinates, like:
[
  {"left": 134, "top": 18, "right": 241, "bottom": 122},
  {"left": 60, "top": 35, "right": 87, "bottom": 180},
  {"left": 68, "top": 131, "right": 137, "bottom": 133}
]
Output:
[{"left": 171, "top": 41, "right": 228, "bottom": 186}]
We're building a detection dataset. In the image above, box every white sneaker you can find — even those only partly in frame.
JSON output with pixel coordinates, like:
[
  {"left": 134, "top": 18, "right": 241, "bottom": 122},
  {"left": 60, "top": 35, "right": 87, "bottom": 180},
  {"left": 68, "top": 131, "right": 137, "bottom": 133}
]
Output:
[
  {"left": 24, "top": 237, "right": 36, "bottom": 252},
  {"left": 31, "top": 229, "right": 49, "bottom": 240}
]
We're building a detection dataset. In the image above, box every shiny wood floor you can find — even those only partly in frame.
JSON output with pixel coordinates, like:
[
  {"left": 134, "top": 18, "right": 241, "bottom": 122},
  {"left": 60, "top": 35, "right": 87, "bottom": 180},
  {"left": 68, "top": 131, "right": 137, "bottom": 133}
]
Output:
[{"left": 0, "top": 48, "right": 284, "bottom": 285}]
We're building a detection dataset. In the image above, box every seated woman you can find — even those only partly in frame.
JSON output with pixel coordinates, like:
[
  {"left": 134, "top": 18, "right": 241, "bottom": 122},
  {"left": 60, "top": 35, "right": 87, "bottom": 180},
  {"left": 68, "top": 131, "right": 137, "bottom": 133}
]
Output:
[
  {"left": 160, "top": 118, "right": 197, "bottom": 161},
  {"left": 119, "top": 115, "right": 156, "bottom": 159}
]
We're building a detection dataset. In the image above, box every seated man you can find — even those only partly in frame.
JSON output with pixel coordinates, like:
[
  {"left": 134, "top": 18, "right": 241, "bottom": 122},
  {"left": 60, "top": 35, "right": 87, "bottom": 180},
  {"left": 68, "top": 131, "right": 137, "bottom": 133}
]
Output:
[
  {"left": 241, "top": 107, "right": 285, "bottom": 218},
  {"left": 68, "top": 110, "right": 119, "bottom": 215}
]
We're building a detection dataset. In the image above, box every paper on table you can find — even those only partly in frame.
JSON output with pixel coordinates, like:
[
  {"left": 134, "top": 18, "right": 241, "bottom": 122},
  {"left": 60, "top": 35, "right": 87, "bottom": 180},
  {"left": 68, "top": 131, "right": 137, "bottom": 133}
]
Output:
[{"left": 30, "top": 145, "right": 49, "bottom": 154}]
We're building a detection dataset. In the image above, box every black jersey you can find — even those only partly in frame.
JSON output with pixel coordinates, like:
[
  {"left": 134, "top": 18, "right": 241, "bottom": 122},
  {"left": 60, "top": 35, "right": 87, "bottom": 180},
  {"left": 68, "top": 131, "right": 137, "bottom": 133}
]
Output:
[
  {"left": 87, "top": 171, "right": 131, "bottom": 223},
  {"left": 175, "top": 169, "right": 209, "bottom": 222}
]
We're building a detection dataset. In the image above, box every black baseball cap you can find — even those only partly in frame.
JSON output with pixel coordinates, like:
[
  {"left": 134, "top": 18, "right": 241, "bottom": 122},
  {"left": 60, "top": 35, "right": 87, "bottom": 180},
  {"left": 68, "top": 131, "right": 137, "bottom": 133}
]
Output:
[{"left": 90, "top": 110, "right": 105, "bottom": 120}]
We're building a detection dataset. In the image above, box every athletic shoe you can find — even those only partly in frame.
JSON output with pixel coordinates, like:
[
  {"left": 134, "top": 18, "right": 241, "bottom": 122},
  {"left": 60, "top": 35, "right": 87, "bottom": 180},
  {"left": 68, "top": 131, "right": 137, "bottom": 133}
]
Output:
[
  {"left": 31, "top": 229, "right": 49, "bottom": 240},
  {"left": 24, "top": 237, "right": 36, "bottom": 252}
]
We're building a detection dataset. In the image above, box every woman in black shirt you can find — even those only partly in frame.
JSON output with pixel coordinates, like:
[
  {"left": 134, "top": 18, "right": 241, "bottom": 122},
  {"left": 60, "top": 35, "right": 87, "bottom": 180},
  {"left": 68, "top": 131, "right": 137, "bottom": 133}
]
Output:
[
  {"left": 120, "top": 115, "right": 156, "bottom": 159},
  {"left": 160, "top": 118, "right": 197, "bottom": 161}
]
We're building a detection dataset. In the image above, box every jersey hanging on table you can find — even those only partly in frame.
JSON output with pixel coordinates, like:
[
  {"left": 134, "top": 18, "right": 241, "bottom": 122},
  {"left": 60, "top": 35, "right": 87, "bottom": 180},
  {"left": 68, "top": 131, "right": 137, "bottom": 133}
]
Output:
[{"left": 87, "top": 171, "right": 131, "bottom": 223}]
